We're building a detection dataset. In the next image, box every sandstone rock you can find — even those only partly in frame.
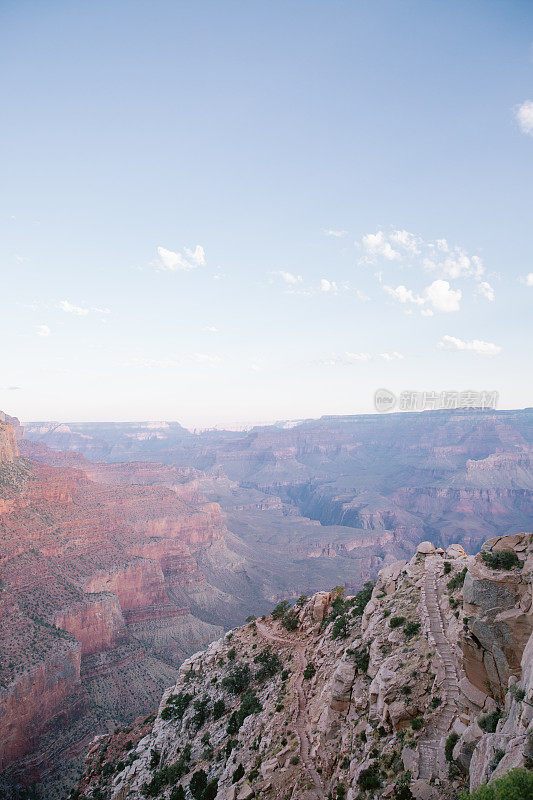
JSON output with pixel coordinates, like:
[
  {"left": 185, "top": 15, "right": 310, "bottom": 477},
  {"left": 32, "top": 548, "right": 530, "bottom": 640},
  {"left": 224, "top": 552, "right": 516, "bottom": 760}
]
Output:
[
  {"left": 311, "top": 592, "right": 330, "bottom": 622},
  {"left": 329, "top": 658, "right": 356, "bottom": 713},
  {"left": 236, "top": 782, "right": 255, "bottom": 800},
  {"left": 411, "top": 778, "right": 438, "bottom": 799},
  {"left": 446, "top": 544, "right": 467, "bottom": 559},
  {"left": 453, "top": 722, "right": 484, "bottom": 772},
  {"left": 401, "top": 745, "right": 419, "bottom": 776},
  {"left": 417, "top": 542, "right": 436, "bottom": 554}
]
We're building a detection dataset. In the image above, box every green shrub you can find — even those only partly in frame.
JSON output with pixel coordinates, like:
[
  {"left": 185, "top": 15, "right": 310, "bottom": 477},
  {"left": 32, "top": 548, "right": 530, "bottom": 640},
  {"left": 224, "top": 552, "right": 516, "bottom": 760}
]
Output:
[
  {"left": 447, "top": 567, "right": 468, "bottom": 591},
  {"left": 149, "top": 749, "right": 160, "bottom": 769},
  {"left": 389, "top": 616, "right": 406, "bottom": 629},
  {"left": 272, "top": 601, "right": 291, "bottom": 620},
  {"left": 222, "top": 663, "right": 251, "bottom": 694},
  {"left": 290, "top": 755, "right": 299, "bottom": 765},
  {"left": 347, "top": 644, "right": 370, "bottom": 673},
  {"left": 226, "top": 690, "right": 262, "bottom": 733},
  {"left": 281, "top": 610, "right": 299, "bottom": 631},
  {"left": 331, "top": 614, "right": 350, "bottom": 639},
  {"left": 410, "top": 717, "right": 423, "bottom": 731},
  {"left": 192, "top": 696, "right": 210, "bottom": 727},
  {"left": 239, "top": 690, "right": 262, "bottom": 718},
  {"left": 445, "top": 731, "right": 459, "bottom": 762},
  {"left": 358, "top": 763, "right": 381, "bottom": 791},
  {"left": 336, "top": 782, "right": 347, "bottom": 799},
  {"left": 303, "top": 661, "right": 316, "bottom": 679},
  {"left": 232, "top": 764, "right": 245, "bottom": 784},
  {"left": 404, "top": 621, "right": 421, "bottom": 638},
  {"left": 213, "top": 699, "right": 226, "bottom": 720},
  {"left": 349, "top": 581, "right": 375, "bottom": 616},
  {"left": 254, "top": 646, "right": 282, "bottom": 681},
  {"left": 458, "top": 767, "right": 533, "bottom": 799},
  {"left": 161, "top": 691, "right": 193, "bottom": 721},
  {"left": 481, "top": 551, "right": 521, "bottom": 571},
  {"left": 478, "top": 710, "right": 502, "bottom": 733},
  {"left": 509, "top": 685, "right": 525, "bottom": 702},
  {"left": 443, "top": 561, "right": 452, "bottom": 574},
  {"left": 227, "top": 647, "right": 236, "bottom": 660},
  {"left": 189, "top": 769, "right": 207, "bottom": 800},
  {"left": 170, "top": 787, "right": 186, "bottom": 800}
]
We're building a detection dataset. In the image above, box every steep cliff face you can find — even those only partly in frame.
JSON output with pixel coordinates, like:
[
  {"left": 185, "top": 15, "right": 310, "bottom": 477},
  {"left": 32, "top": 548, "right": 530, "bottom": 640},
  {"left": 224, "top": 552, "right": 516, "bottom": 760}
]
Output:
[
  {"left": 0, "top": 418, "right": 19, "bottom": 462},
  {"left": 75, "top": 533, "right": 533, "bottom": 800},
  {"left": 0, "top": 428, "right": 232, "bottom": 797}
]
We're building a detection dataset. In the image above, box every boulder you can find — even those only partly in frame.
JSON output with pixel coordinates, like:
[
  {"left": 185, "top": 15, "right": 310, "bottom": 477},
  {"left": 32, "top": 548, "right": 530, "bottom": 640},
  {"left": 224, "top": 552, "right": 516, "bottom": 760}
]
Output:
[
  {"left": 453, "top": 721, "right": 484, "bottom": 772},
  {"left": 417, "top": 542, "right": 436, "bottom": 555},
  {"left": 411, "top": 778, "right": 438, "bottom": 799},
  {"left": 446, "top": 544, "right": 467, "bottom": 559},
  {"left": 311, "top": 592, "right": 330, "bottom": 622},
  {"left": 330, "top": 658, "right": 356, "bottom": 713},
  {"left": 236, "top": 783, "right": 255, "bottom": 800}
]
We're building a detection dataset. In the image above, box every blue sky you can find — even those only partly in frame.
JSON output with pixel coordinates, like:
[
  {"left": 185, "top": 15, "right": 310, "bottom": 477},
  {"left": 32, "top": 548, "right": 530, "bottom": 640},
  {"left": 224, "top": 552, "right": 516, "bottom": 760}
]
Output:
[{"left": 1, "top": 0, "right": 532, "bottom": 427}]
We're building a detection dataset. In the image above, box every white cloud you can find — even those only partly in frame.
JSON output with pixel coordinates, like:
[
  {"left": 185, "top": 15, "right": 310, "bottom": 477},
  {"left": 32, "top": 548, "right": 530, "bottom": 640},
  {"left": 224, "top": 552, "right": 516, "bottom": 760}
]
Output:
[
  {"left": 37, "top": 325, "right": 50, "bottom": 337},
  {"left": 129, "top": 353, "right": 221, "bottom": 369},
  {"left": 424, "top": 279, "right": 462, "bottom": 312},
  {"left": 421, "top": 308, "right": 434, "bottom": 317},
  {"left": 345, "top": 351, "right": 372, "bottom": 362},
  {"left": 250, "top": 363, "right": 261, "bottom": 372},
  {"left": 320, "top": 278, "right": 339, "bottom": 293},
  {"left": 379, "top": 352, "right": 404, "bottom": 361},
  {"left": 319, "top": 352, "right": 372, "bottom": 366},
  {"left": 389, "top": 229, "right": 421, "bottom": 254},
  {"left": 155, "top": 245, "right": 205, "bottom": 271},
  {"left": 383, "top": 284, "right": 425, "bottom": 306},
  {"left": 358, "top": 229, "right": 485, "bottom": 283},
  {"left": 361, "top": 231, "right": 401, "bottom": 261},
  {"left": 437, "top": 335, "right": 502, "bottom": 356},
  {"left": 515, "top": 100, "right": 533, "bottom": 135},
  {"left": 184, "top": 245, "right": 206, "bottom": 266},
  {"left": 523, "top": 273, "right": 533, "bottom": 287},
  {"left": 204, "top": 325, "right": 219, "bottom": 332},
  {"left": 323, "top": 229, "right": 348, "bottom": 238},
  {"left": 476, "top": 281, "right": 495, "bottom": 302},
  {"left": 58, "top": 300, "right": 111, "bottom": 316},
  {"left": 273, "top": 270, "right": 303, "bottom": 285},
  {"left": 384, "top": 279, "right": 461, "bottom": 313}
]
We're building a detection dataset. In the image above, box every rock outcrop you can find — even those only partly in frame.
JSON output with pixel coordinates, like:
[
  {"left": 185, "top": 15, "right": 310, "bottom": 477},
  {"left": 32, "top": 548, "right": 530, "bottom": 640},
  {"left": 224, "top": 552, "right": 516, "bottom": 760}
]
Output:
[{"left": 74, "top": 533, "right": 533, "bottom": 800}]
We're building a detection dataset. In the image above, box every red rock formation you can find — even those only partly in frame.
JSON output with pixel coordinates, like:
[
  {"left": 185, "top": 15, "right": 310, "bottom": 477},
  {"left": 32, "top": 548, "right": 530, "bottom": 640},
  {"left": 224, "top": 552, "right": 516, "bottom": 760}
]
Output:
[
  {"left": 0, "top": 419, "right": 19, "bottom": 462},
  {"left": 0, "top": 420, "right": 227, "bottom": 795}
]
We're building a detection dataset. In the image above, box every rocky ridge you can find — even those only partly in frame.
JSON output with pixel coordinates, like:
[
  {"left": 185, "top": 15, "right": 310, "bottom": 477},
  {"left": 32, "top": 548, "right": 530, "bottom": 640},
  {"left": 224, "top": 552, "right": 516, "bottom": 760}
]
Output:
[{"left": 75, "top": 533, "right": 533, "bottom": 800}]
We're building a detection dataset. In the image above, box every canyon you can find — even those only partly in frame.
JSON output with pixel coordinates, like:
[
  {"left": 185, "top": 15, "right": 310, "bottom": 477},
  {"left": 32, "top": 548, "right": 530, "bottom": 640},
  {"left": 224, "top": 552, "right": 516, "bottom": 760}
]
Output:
[{"left": 1, "top": 408, "right": 531, "bottom": 798}]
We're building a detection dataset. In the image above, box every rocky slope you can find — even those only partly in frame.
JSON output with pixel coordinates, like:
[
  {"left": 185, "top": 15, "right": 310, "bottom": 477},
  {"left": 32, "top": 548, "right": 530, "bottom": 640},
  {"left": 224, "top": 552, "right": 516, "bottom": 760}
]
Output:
[{"left": 75, "top": 532, "right": 532, "bottom": 800}]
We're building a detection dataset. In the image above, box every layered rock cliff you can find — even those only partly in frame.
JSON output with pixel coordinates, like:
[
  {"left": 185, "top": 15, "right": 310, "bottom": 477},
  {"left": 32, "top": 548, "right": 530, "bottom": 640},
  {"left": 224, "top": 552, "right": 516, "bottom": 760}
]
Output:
[
  {"left": 75, "top": 533, "right": 532, "bottom": 800},
  {"left": 0, "top": 420, "right": 230, "bottom": 798},
  {"left": 25, "top": 409, "right": 533, "bottom": 561}
]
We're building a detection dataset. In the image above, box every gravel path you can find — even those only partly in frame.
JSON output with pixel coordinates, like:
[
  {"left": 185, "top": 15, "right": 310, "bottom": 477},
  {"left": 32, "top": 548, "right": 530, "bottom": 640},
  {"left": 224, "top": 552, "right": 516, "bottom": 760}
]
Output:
[
  {"left": 256, "top": 621, "right": 324, "bottom": 799},
  {"left": 418, "top": 559, "right": 460, "bottom": 779}
]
